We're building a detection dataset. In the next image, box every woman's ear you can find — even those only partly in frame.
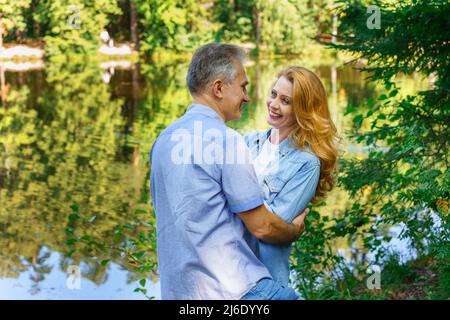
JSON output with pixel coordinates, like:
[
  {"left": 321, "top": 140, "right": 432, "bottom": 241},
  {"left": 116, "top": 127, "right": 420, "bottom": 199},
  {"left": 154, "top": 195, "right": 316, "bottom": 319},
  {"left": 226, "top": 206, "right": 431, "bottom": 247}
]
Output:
[{"left": 212, "top": 79, "right": 224, "bottom": 99}]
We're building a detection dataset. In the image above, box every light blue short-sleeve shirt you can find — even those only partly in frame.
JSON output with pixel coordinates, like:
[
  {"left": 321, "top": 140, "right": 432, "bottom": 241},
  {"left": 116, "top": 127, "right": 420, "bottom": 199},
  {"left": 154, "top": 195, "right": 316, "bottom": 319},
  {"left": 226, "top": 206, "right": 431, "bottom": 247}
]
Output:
[{"left": 150, "top": 104, "right": 271, "bottom": 300}]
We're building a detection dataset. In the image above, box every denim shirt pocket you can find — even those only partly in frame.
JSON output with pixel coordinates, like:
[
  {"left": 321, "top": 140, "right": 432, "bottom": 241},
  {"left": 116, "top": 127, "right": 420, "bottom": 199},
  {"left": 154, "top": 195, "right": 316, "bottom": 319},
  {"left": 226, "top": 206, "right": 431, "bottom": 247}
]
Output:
[{"left": 263, "top": 175, "right": 286, "bottom": 204}]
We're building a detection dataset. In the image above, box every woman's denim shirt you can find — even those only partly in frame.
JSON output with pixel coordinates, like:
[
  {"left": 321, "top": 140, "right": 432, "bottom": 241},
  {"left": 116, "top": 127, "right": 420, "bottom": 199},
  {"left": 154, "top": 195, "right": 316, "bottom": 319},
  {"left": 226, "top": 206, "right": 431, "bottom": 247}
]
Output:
[{"left": 244, "top": 129, "right": 320, "bottom": 286}]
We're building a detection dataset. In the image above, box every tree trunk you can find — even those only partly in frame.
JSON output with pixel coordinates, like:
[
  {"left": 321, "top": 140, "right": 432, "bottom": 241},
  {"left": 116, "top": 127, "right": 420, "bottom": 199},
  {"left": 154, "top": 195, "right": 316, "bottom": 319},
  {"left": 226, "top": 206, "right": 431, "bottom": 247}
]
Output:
[
  {"left": 229, "top": 0, "right": 234, "bottom": 21},
  {"left": 0, "top": 22, "right": 4, "bottom": 49},
  {"left": 332, "top": 14, "right": 338, "bottom": 44},
  {"left": 130, "top": 63, "right": 140, "bottom": 168},
  {"left": 130, "top": 0, "right": 139, "bottom": 51},
  {"left": 31, "top": 0, "right": 41, "bottom": 38},
  {"left": 128, "top": 63, "right": 140, "bottom": 133},
  {"left": 331, "top": 62, "right": 338, "bottom": 127},
  {"left": 254, "top": 6, "right": 261, "bottom": 51},
  {"left": 0, "top": 66, "right": 5, "bottom": 104},
  {"left": 255, "top": 59, "right": 261, "bottom": 102}
]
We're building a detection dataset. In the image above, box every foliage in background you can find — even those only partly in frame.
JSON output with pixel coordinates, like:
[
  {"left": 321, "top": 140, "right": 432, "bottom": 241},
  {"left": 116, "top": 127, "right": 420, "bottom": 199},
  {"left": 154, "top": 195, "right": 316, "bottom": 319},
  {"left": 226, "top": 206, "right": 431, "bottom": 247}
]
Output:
[
  {"left": 0, "top": 0, "right": 31, "bottom": 48},
  {"left": 34, "top": 0, "right": 121, "bottom": 55},
  {"left": 290, "top": 0, "right": 449, "bottom": 299},
  {"left": 65, "top": 203, "right": 157, "bottom": 299},
  {"left": 0, "top": 0, "right": 336, "bottom": 56},
  {"left": 135, "top": 0, "right": 217, "bottom": 54}
]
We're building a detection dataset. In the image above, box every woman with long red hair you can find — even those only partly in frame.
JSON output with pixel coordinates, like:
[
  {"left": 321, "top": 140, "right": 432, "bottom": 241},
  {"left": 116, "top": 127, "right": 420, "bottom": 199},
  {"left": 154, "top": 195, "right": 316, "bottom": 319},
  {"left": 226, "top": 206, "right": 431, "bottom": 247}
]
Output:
[{"left": 244, "top": 66, "right": 339, "bottom": 288}]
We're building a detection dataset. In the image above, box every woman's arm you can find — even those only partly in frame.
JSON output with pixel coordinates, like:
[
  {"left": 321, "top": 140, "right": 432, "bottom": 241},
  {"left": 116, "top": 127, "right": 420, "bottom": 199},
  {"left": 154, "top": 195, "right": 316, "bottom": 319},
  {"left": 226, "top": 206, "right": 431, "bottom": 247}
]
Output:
[{"left": 237, "top": 204, "right": 309, "bottom": 245}]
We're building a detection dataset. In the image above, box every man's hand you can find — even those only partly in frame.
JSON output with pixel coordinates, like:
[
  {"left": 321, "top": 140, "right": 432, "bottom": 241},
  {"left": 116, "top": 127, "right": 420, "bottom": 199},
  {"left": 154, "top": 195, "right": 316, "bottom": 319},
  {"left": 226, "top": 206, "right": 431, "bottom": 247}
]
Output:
[{"left": 292, "top": 208, "right": 310, "bottom": 237}]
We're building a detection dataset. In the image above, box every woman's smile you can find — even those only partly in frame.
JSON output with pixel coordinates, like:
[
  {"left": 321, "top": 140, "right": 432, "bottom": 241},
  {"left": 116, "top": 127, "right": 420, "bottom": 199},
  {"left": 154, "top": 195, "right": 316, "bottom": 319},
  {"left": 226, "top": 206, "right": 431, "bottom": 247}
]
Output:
[{"left": 268, "top": 109, "right": 283, "bottom": 120}]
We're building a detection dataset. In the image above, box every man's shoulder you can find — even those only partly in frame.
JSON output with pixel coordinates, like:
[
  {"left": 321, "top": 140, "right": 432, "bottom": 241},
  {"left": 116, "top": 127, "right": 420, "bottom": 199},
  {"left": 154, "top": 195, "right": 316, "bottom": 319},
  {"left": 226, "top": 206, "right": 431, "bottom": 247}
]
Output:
[{"left": 158, "top": 113, "right": 192, "bottom": 136}]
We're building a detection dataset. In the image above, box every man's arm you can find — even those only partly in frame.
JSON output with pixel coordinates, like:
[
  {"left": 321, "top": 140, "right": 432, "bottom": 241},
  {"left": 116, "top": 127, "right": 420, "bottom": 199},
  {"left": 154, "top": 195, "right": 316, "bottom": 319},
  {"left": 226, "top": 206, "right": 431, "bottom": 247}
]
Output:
[{"left": 237, "top": 205, "right": 309, "bottom": 245}]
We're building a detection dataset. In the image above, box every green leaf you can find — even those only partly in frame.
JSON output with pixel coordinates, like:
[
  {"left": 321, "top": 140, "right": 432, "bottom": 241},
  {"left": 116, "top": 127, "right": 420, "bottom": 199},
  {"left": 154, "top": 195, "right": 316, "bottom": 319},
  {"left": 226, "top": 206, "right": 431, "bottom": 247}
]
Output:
[
  {"left": 134, "top": 251, "right": 145, "bottom": 260},
  {"left": 378, "top": 94, "right": 388, "bottom": 101},
  {"left": 134, "top": 209, "right": 147, "bottom": 215},
  {"left": 66, "top": 238, "right": 78, "bottom": 245},
  {"left": 92, "top": 241, "right": 106, "bottom": 251},
  {"left": 65, "top": 228, "right": 75, "bottom": 235},
  {"left": 309, "top": 211, "right": 320, "bottom": 220},
  {"left": 80, "top": 235, "right": 91, "bottom": 241},
  {"left": 70, "top": 204, "right": 79, "bottom": 212},
  {"left": 68, "top": 213, "right": 80, "bottom": 221},
  {"left": 114, "top": 227, "right": 123, "bottom": 236},
  {"left": 353, "top": 114, "right": 364, "bottom": 129},
  {"left": 123, "top": 223, "right": 134, "bottom": 230},
  {"left": 66, "top": 248, "right": 76, "bottom": 257},
  {"left": 139, "top": 278, "right": 146, "bottom": 287},
  {"left": 389, "top": 89, "right": 399, "bottom": 97},
  {"left": 100, "top": 259, "right": 110, "bottom": 266},
  {"left": 345, "top": 106, "right": 356, "bottom": 115}
]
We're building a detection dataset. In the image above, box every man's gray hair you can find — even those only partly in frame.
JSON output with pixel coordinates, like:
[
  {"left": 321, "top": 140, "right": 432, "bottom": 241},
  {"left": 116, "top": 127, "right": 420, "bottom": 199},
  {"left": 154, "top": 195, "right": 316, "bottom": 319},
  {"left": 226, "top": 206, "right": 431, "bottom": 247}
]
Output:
[{"left": 186, "top": 43, "right": 246, "bottom": 95}]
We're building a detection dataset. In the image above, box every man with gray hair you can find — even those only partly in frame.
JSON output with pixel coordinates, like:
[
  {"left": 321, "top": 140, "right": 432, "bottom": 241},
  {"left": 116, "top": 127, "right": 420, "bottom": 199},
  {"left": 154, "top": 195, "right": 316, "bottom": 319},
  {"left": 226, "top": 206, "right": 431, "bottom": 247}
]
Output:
[{"left": 150, "top": 43, "right": 307, "bottom": 300}]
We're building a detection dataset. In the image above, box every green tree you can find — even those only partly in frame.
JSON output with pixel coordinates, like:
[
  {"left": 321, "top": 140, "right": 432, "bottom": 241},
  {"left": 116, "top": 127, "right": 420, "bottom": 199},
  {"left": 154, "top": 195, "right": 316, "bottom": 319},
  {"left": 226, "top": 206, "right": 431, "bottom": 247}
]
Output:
[
  {"left": 0, "top": 0, "right": 31, "bottom": 48},
  {"left": 331, "top": 0, "right": 449, "bottom": 252},
  {"left": 213, "top": 0, "right": 254, "bottom": 43},
  {"left": 290, "top": 0, "right": 449, "bottom": 298},
  {"left": 257, "top": 0, "right": 315, "bottom": 54},
  {"left": 136, "top": 0, "right": 217, "bottom": 55},
  {"left": 33, "top": 0, "right": 121, "bottom": 55}
]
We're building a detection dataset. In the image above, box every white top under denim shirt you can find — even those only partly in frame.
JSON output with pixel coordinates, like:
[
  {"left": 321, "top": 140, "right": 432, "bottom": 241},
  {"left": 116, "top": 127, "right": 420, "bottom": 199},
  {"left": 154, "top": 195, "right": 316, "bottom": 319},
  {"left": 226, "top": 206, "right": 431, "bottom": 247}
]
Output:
[
  {"left": 244, "top": 129, "right": 320, "bottom": 286},
  {"left": 253, "top": 137, "right": 279, "bottom": 184}
]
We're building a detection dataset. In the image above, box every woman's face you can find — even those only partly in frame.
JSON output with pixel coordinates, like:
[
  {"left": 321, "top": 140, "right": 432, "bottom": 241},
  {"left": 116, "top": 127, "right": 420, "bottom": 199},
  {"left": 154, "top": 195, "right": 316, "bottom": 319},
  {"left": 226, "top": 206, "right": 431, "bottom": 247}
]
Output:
[{"left": 266, "top": 76, "right": 297, "bottom": 132}]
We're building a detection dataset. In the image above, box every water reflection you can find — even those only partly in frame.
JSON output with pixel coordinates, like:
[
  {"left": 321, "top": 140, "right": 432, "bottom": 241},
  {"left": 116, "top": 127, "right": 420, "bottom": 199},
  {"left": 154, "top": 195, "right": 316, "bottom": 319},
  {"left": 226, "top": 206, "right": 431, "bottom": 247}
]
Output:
[
  {"left": 0, "top": 247, "right": 159, "bottom": 299},
  {"left": 0, "top": 56, "right": 418, "bottom": 299}
]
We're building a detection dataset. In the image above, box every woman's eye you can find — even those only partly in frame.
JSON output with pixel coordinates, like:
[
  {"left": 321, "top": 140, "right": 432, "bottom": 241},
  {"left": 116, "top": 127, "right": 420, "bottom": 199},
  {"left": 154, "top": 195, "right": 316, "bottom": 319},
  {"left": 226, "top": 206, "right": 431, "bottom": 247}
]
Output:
[
  {"left": 271, "top": 91, "right": 276, "bottom": 98},
  {"left": 282, "top": 99, "right": 289, "bottom": 105}
]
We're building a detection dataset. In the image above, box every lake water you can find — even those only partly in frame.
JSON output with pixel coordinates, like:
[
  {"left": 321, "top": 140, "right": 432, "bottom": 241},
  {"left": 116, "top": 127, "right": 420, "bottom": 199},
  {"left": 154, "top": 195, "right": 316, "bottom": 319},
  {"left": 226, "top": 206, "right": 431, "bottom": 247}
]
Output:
[{"left": 0, "top": 56, "right": 420, "bottom": 299}]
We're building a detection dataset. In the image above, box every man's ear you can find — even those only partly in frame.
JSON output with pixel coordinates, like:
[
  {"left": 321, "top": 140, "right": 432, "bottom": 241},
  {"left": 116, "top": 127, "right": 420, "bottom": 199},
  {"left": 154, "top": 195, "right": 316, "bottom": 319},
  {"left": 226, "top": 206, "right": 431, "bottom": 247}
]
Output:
[{"left": 212, "top": 79, "right": 224, "bottom": 99}]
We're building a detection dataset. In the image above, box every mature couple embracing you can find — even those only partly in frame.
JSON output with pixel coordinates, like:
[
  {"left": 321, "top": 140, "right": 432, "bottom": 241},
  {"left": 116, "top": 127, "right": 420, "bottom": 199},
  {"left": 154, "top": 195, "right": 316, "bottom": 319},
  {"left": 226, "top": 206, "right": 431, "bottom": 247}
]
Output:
[{"left": 150, "top": 43, "right": 339, "bottom": 300}]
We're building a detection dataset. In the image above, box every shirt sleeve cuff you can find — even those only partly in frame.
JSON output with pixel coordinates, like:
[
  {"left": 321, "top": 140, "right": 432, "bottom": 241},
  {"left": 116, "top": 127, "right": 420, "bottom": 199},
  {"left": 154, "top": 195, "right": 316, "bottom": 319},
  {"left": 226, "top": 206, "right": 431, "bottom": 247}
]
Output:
[
  {"left": 263, "top": 200, "right": 275, "bottom": 214},
  {"left": 229, "top": 197, "right": 264, "bottom": 213}
]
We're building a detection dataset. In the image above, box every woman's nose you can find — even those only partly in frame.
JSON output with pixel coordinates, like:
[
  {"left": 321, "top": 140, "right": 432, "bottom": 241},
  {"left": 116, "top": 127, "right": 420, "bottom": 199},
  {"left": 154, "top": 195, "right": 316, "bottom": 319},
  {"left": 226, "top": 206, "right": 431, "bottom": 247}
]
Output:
[{"left": 269, "top": 99, "right": 279, "bottom": 110}]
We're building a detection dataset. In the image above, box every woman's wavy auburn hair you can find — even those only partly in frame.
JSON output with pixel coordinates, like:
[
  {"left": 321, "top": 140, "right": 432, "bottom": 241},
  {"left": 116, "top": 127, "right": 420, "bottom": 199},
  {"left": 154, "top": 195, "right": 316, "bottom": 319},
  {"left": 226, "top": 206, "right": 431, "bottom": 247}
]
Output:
[{"left": 278, "top": 66, "right": 339, "bottom": 203}]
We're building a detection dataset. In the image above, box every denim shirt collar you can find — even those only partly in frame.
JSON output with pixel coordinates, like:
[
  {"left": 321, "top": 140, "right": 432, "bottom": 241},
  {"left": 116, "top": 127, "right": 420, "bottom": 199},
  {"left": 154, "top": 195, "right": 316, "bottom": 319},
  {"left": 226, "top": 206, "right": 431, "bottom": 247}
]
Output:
[
  {"left": 186, "top": 103, "right": 224, "bottom": 123},
  {"left": 255, "top": 128, "right": 294, "bottom": 156}
]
